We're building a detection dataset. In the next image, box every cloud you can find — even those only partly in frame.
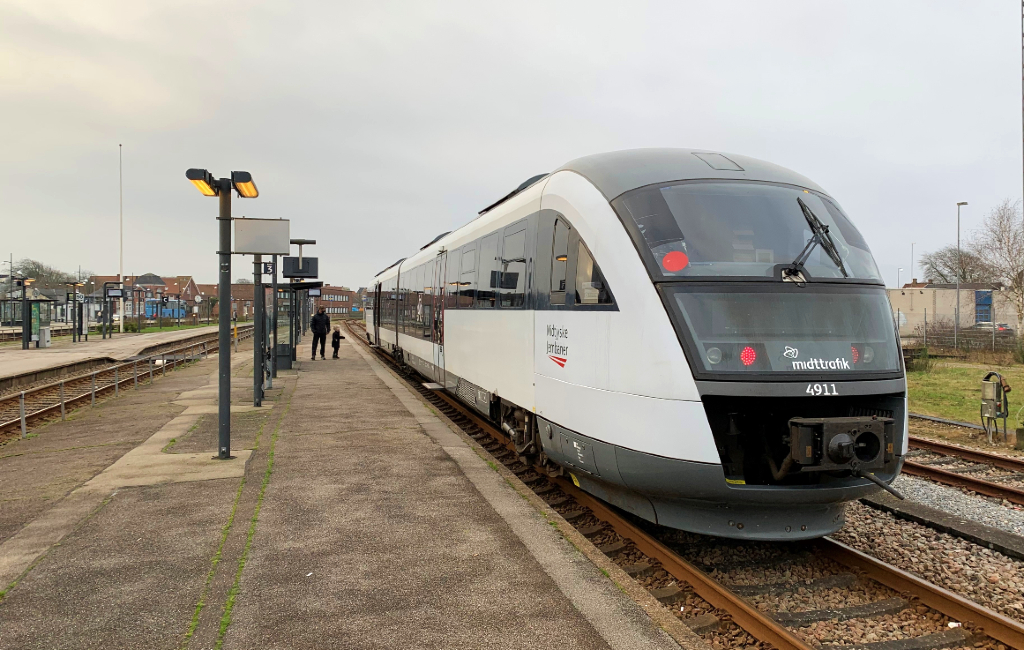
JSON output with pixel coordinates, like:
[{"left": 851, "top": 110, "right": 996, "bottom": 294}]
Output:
[{"left": 0, "top": 0, "right": 1019, "bottom": 291}]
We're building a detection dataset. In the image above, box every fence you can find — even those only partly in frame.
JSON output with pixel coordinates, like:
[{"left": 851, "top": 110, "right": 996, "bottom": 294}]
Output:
[
  {"left": 896, "top": 309, "right": 1018, "bottom": 352},
  {"left": 1, "top": 325, "right": 255, "bottom": 438}
]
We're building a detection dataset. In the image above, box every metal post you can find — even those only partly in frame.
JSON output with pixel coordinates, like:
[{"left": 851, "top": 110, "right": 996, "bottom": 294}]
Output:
[
  {"left": 162, "top": 353, "right": 166, "bottom": 376},
  {"left": 271, "top": 254, "right": 278, "bottom": 380},
  {"left": 115, "top": 367, "right": 119, "bottom": 396},
  {"left": 149, "top": 358, "right": 153, "bottom": 383},
  {"left": 21, "top": 279, "right": 29, "bottom": 350},
  {"left": 91, "top": 373, "right": 96, "bottom": 406},
  {"left": 253, "top": 254, "right": 263, "bottom": 407},
  {"left": 217, "top": 180, "right": 232, "bottom": 459},
  {"left": 60, "top": 381, "right": 65, "bottom": 420},
  {"left": 134, "top": 361, "right": 138, "bottom": 387},
  {"left": 19, "top": 392, "right": 26, "bottom": 438},
  {"left": 993, "top": 295, "right": 997, "bottom": 351},
  {"left": 924, "top": 308, "right": 927, "bottom": 347}
]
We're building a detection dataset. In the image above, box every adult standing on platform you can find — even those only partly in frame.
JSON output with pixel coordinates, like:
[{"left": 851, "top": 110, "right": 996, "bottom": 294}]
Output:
[{"left": 310, "top": 306, "right": 330, "bottom": 360}]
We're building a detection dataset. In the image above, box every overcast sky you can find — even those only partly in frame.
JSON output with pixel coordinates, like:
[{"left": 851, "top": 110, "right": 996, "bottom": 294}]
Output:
[{"left": 2, "top": 1, "right": 1020, "bottom": 289}]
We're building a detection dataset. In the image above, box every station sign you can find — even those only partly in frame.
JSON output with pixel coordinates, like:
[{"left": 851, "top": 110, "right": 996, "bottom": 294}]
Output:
[
  {"left": 106, "top": 288, "right": 124, "bottom": 298},
  {"left": 308, "top": 288, "right": 321, "bottom": 296},
  {"left": 262, "top": 261, "right": 275, "bottom": 275},
  {"left": 282, "top": 256, "right": 318, "bottom": 279},
  {"left": 234, "top": 218, "right": 290, "bottom": 255}
]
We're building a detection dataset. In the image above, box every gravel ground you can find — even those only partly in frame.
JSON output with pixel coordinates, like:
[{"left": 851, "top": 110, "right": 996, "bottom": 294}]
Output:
[
  {"left": 891, "top": 474, "right": 1024, "bottom": 536},
  {"left": 832, "top": 502, "right": 1024, "bottom": 623}
]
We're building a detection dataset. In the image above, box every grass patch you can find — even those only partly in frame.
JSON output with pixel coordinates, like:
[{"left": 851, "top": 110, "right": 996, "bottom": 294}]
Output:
[
  {"left": 487, "top": 461, "right": 499, "bottom": 472},
  {"left": 213, "top": 389, "right": 293, "bottom": 649},
  {"left": 908, "top": 361, "right": 1024, "bottom": 424}
]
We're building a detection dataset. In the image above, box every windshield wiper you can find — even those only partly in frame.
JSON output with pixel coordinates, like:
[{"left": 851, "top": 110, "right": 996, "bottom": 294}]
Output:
[{"left": 784, "top": 197, "right": 848, "bottom": 279}]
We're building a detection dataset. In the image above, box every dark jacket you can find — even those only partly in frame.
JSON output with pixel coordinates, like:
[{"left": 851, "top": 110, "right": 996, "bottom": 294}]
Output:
[
  {"left": 310, "top": 312, "right": 330, "bottom": 335},
  {"left": 332, "top": 330, "right": 342, "bottom": 346}
]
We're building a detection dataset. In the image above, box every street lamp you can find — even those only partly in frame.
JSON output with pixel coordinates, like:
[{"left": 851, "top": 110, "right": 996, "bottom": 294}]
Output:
[
  {"left": 185, "top": 167, "right": 259, "bottom": 460},
  {"left": 956, "top": 201, "right": 968, "bottom": 349},
  {"left": 897, "top": 268, "right": 904, "bottom": 289}
]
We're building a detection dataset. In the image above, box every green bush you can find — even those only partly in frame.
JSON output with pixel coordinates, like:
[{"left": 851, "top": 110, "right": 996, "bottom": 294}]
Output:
[
  {"left": 123, "top": 321, "right": 138, "bottom": 333},
  {"left": 907, "top": 346, "right": 935, "bottom": 373},
  {"left": 1013, "top": 341, "right": 1024, "bottom": 365}
]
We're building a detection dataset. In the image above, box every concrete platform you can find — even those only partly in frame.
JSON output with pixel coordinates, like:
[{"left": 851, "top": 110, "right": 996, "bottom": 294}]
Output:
[
  {"left": 0, "top": 325, "right": 221, "bottom": 383},
  {"left": 0, "top": 337, "right": 686, "bottom": 649}
]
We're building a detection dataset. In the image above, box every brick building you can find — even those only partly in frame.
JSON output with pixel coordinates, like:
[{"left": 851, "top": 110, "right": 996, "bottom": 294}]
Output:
[{"left": 315, "top": 284, "right": 359, "bottom": 319}]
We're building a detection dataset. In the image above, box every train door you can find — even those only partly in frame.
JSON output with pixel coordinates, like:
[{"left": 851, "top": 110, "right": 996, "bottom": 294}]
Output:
[
  {"left": 373, "top": 281, "right": 382, "bottom": 344},
  {"left": 432, "top": 251, "right": 446, "bottom": 384}
]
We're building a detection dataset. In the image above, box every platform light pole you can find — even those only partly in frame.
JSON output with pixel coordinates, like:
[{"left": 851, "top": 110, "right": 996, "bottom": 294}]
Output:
[
  {"left": 119, "top": 144, "right": 124, "bottom": 334},
  {"left": 185, "top": 168, "right": 259, "bottom": 460},
  {"left": 897, "top": 268, "right": 904, "bottom": 290},
  {"left": 955, "top": 201, "right": 968, "bottom": 349}
]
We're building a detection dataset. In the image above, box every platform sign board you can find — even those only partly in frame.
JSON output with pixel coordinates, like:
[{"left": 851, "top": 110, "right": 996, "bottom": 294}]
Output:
[
  {"left": 105, "top": 288, "right": 124, "bottom": 298},
  {"left": 282, "top": 256, "right": 318, "bottom": 278},
  {"left": 234, "top": 218, "right": 290, "bottom": 255},
  {"left": 308, "top": 288, "right": 321, "bottom": 296},
  {"left": 262, "top": 261, "right": 275, "bottom": 275}
]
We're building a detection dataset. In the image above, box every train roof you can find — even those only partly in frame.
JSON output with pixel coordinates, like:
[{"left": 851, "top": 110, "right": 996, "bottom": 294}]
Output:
[{"left": 559, "top": 148, "right": 827, "bottom": 201}]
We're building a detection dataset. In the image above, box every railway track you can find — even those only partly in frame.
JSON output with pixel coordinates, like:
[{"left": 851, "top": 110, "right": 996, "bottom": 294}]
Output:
[
  {"left": 0, "top": 327, "right": 254, "bottom": 443},
  {"left": 347, "top": 322, "right": 1024, "bottom": 650},
  {"left": 905, "top": 415, "right": 1024, "bottom": 506}
]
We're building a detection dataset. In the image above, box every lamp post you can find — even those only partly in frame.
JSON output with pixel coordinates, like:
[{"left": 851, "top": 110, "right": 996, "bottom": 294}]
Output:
[
  {"left": 185, "top": 168, "right": 259, "bottom": 460},
  {"left": 956, "top": 201, "right": 968, "bottom": 349},
  {"left": 897, "top": 268, "right": 904, "bottom": 289}
]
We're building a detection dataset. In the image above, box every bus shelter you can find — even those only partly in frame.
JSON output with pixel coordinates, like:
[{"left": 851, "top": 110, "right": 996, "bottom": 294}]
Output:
[
  {"left": 1, "top": 298, "right": 54, "bottom": 347},
  {"left": 274, "top": 280, "right": 321, "bottom": 369}
]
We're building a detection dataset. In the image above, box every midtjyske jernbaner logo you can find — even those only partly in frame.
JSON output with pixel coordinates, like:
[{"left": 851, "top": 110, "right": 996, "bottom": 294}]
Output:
[{"left": 783, "top": 346, "right": 799, "bottom": 359}]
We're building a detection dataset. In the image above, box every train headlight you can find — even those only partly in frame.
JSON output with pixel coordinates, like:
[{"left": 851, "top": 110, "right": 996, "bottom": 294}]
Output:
[
  {"left": 863, "top": 346, "right": 875, "bottom": 363},
  {"left": 706, "top": 347, "right": 722, "bottom": 365}
]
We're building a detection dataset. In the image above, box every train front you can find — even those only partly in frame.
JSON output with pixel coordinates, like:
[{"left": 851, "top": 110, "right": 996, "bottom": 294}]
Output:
[{"left": 607, "top": 165, "right": 906, "bottom": 540}]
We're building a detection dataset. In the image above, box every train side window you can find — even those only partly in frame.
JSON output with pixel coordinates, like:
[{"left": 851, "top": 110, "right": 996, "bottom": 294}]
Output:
[
  {"left": 500, "top": 224, "right": 527, "bottom": 309},
  {"left": 574, "top": 242, "right": 614, "bottom": 305},
  {"left": 476, "top": 232, "right": 500, "bottom": 309},
  {"left": 445, "top": 247, "right": 460, "bottom": 309},
  {"left": 415, "top": 264, "right": 427, "bottom": 336},
  {"left": 459, "top": 244, "right": 476, "bottom": 308},
  {"left": 550, "top": 219, "right": 570, "bottom": 306}
]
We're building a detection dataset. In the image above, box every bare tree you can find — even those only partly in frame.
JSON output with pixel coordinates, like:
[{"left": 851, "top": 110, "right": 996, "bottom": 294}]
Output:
[
  {"left": 12, "top": 259, "right": 76, "bottom": 290},
  {"left": 918, "top": 245, "right": 998, "bottom": 284},
  {"left": 974, "top": 199, "right": 1024, "bottom": 334}
]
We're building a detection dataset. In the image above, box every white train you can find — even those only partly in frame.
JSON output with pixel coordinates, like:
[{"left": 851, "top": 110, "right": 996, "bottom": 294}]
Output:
[{"left": 366, "top": 149, "right": 906, "bottom": 540}]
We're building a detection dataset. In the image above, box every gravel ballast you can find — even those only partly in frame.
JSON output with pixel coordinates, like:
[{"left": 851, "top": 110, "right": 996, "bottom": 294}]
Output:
[
  {"left": 832, "top": 502, "right": 1024, "bottom": 623},
  {"left": 892, "top": 474, "right": 1024, "bottom": 536}
]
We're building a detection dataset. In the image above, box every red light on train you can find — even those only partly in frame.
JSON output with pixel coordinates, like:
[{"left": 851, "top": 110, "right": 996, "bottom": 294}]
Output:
[
  {"left": 662, "top": 251, "right": 689, "bottom": 272},
  {"left": 851, "top": 345, "right": 860, "bottom": 364},
  {"left": 740, "top": 346, "right": 757, "bottom": 366}
]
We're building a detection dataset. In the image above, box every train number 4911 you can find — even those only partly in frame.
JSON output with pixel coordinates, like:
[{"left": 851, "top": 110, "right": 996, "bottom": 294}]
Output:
[{"left": 806, "top": 383, "right": 838, "bottom": 396}]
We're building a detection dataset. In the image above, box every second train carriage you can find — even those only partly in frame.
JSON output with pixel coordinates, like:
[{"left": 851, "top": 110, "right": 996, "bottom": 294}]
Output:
[{"left": 366, "top": 148, "right": 906, "bottom": 540}]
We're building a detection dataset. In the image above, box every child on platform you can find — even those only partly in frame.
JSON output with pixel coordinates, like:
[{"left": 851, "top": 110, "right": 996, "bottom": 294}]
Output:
[{"left": 332, "top": 325, "right": 344, "bottom": 359}]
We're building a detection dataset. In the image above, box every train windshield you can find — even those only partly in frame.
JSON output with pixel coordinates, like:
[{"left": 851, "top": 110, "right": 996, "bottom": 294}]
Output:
[
  {"left": 612, "top": 181, "right": 882, "bottom": 281},
  {"left": 665, "top": 285, "right": 901, "bottom": 376}
]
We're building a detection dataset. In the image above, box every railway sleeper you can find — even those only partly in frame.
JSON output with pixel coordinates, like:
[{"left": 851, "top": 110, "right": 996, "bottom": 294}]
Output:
[
  {"left": 682, "top": 613, "right": 721, "bottom": 636},
  {"left": 818, "top": 627, "right": 975, "bottom": 650},
  {"left": 771, "top": 596, "right": 908, "bottom": 625},
  {"left": 726, "top": 572, "right": 858, "bottom": 597}
]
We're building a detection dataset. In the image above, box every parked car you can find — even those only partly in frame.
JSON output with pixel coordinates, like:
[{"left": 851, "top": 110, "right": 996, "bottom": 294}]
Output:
[{"left": 970, "top": 322, "right": 1014, "bottom": 334}]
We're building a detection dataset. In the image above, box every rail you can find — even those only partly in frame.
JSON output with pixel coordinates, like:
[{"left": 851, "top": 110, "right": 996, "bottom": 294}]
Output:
[
  {"left": 347, "top": 322, "right": 1024, "bottom": 650},
  {"left": 904, "top": 418, "right": 1024, "bottom": 505},
  {"left": 0, "top": 325, "right": 254, "bottom": 439}
]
